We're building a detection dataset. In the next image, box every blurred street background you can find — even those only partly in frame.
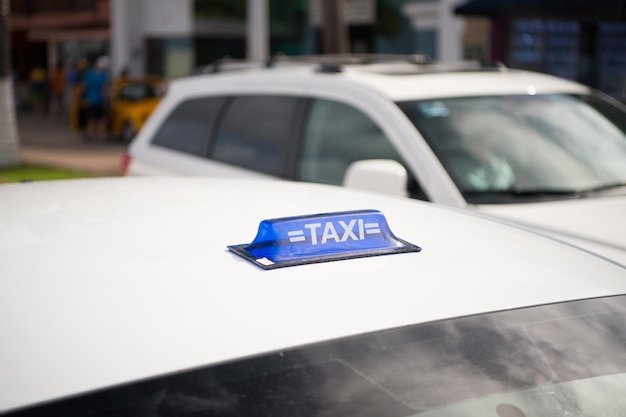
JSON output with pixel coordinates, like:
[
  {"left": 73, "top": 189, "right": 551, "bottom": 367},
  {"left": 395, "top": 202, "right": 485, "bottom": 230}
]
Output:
[
  {"left": 3, "top": 0, "right": 626, "bottom": 173},
  {"left": 17, "top": 112, "right": 125, "bottom": 176}
]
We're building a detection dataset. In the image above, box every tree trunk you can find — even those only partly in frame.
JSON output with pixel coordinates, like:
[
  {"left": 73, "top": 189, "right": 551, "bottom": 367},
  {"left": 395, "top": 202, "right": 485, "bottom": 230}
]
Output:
[
  {"left": 0, "top": 0, "right": 20, "bottom": 167},
  {"left": 321, "top": 0, "right": 349, "bottom": 54}
]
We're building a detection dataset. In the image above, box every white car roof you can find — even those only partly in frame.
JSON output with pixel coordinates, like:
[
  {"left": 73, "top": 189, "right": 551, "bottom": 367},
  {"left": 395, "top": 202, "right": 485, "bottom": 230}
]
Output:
[
  {"left": 170, "top": 65, "right": 590, "bottom": 102},
  {"left": 1, "top": 177, "right": 625, "bottom": 412}
]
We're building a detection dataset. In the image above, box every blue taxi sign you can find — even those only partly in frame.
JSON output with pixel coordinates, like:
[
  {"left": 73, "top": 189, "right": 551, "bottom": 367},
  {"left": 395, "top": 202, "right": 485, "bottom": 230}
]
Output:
[{"left": 228, "top": 210, "right": 421, "bottom": 269}]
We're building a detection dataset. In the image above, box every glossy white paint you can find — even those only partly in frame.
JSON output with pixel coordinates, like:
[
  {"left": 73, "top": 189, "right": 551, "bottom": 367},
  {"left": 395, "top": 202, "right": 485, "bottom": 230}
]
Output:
[
  {"left": 343, "top": 159, "right": 409, "bottom": 197},
  {"left": 341, "top": 66, "right": 588, "bottom": 100},
  {"left": 1, "top": 178, "right": 625, "bottom": 412},
  {"left": 478, "top": 193, "right": 626, "bottom": 264}
]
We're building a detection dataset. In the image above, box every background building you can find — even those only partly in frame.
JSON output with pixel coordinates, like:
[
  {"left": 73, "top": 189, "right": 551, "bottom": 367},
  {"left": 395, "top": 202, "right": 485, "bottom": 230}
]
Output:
[
  {"left": 23, "top": 0, "right": 626, "bottom": 111},
  {"left": 14, "top": 0, "right": 626, "bottom": 99},
  {"left": 10, "top": 0, "right": 110, "bottom": 111},
  {"left": 11, "top": 0, "right": 468, "bottom": 84},
  {"left": 455, "top": 0, "right": 626, "bottom": 102},
  {"left": 110, "top": 0, "right": 467, "bottom": 79}
]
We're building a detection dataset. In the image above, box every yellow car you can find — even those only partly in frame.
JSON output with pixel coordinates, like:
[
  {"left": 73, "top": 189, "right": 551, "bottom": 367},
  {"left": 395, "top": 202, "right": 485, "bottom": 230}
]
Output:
[{"left": 109, "top": 75, "right": 165, "bottom": 142}]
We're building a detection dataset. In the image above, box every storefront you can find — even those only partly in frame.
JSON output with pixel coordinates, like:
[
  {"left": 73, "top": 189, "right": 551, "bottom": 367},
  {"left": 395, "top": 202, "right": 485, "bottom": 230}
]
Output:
[
  {"left": 10, "top": 0, "right": 110, "bottom": 112},
  {"left": 455, "top": 0, "right": 626, "bottom": 101}
]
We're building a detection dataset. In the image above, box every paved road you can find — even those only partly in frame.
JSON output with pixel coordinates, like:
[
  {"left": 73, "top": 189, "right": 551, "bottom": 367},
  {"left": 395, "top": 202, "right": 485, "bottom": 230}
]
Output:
[{"left": 17, "top": 113, "right": 127, "bottom": 176}]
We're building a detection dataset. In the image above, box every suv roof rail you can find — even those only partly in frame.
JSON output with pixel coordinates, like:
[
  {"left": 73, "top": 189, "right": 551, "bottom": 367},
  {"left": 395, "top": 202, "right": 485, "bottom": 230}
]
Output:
[
  {"left": 203, "top": 53, "right": 429, "bottom": 73},
  {"left": 271, "top": 53, "right": 430, "bottom": 65},
  {"left": 201, "top": 53, "right": 486, "bottom": 75}
]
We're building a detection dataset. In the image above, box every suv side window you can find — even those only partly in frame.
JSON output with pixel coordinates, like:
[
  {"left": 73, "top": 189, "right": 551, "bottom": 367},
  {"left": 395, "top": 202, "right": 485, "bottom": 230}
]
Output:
[
  {"left": 212, "top": 96, "right": 302, "bottom": 177},
  {"left": 151, "top": 97, "right": 224, "bottom": 157},
  {"left": 298, "top": 98, "right": 403, "bottom": 185}
]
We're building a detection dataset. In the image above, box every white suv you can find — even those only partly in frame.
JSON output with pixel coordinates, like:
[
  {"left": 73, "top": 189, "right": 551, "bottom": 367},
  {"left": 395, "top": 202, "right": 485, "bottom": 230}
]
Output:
[{"left": 126, "top": 55, "right": 626, "bottom": 264}]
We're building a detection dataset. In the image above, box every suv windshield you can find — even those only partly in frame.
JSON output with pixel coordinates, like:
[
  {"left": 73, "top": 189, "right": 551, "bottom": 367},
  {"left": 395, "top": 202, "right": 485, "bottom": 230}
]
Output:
[
  {"left": 9, "top": 295, "right": 626, "bottom": 416},
  {"left": 398, "top": 94, "right": 626, "bottom": 204}
]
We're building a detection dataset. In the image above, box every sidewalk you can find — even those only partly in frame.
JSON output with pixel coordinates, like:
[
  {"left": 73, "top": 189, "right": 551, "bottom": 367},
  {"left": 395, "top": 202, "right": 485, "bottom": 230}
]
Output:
[{"left": 17, "top": 112, "right": 126, "bottom": 176}]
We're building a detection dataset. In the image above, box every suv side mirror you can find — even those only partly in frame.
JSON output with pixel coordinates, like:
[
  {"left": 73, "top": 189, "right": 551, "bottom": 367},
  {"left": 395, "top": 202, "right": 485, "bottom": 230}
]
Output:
[{"left": 343, "top": 159, "right": 408, "bottom": 197}]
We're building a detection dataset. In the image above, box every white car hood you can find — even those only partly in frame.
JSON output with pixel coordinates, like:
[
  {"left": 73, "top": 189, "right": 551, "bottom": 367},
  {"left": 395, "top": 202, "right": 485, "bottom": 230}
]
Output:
[
  {"left": 2, "top": 178, "right": 626, "bottom": 413},
  {"left": 477, "top": 194, "right": 626, "bottom": 265}
]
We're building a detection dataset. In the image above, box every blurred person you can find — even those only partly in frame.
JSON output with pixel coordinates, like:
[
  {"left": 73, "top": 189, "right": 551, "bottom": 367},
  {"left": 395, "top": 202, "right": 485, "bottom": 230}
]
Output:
[
  {"left": 81, "top": 56, "right": 110, "bottom": 143},
  {"left": 49, "top": 62, "right": 66, "bottom": 117},
  {"left": 29, "top": 65, "right": 47, "bottom": 114},
  {"left": 68, "top": 58, "right": 89, "bottom": 133}
]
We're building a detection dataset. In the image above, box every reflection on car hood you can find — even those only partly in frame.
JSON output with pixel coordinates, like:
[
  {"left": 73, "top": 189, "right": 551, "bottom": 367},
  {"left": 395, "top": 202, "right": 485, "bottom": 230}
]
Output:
[{"left": 477, "top": 194, "right": 626, "bottom": 265}]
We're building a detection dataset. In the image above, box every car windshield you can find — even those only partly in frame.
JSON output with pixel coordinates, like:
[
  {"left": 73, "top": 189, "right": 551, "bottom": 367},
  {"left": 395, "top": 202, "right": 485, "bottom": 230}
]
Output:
[
  {"left": 118, "top": 82, "right": 159, "bottom": 101},
  {"left": 398, "top": 93, "right": 626, "bottom": 204},
  {"left": 8, "top": 295, "right": 626, "bottom": 417}
]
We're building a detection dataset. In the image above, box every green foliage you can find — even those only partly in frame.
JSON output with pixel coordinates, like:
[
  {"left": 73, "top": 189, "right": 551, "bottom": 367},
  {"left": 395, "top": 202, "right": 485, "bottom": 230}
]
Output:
[
  {"left": 194, "top": 0, "right": 246, "bottom": 20},
  {"left": 0, "top": 165, "right": 99, "bottom": 183},
  {"left": 376, "top": 0, "right": 401, "bottom": 37}
]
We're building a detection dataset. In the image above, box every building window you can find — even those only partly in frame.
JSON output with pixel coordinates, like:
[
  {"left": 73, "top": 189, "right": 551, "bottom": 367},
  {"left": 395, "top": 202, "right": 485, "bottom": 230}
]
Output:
[
  {"left": 597, "top": 22, "right": 626, "bottom": 102},
  {"left": 147, "top": 38, "right": 195, "bottom": 79},
  {"left": 11, "top": 0, "right": 95, "bottom": 13},
  {"left": 509, "top": 19, "right": 579, "bottom": 81}
]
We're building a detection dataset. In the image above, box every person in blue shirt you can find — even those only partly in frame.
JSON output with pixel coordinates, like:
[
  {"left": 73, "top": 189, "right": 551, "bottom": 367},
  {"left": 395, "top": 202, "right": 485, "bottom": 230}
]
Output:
[{"left": 81, "top": 56, "right": 110, "bottom": 142}]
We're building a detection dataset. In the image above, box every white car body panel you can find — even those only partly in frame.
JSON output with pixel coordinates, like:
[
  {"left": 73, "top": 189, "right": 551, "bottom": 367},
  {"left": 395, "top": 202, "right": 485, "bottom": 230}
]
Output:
[
  {"left": 341, "top": 67, "right": 589, "bottom": 100},
  {"left": 1, "top": 178, "right": 626, "bottom": 413},
  {"left": 477, "top": 194, "right": 626, "bottom": 263},
  {"left": 125, "top": 148, "right": 275, "bottom": 178},
  {"left": 164, "top": 68, "right": 590, "bottom": 102}
]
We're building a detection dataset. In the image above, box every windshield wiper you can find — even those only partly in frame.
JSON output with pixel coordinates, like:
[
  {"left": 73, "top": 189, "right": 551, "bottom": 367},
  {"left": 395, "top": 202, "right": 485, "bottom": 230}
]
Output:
[
  {"left": 463, "top": 188, "right": 582, "bottom": 204},
  {"left": 508, "top": 188, "right": 582, "bottom": 197},
  {"left": 465, "top": 183, "right": 626, "bottom": 203},
  {"left": 466, "top": 188, "right": 581, "bottom": 197},
  {"left": 579, "top": 181, "right": 626, "bottom": 196}
]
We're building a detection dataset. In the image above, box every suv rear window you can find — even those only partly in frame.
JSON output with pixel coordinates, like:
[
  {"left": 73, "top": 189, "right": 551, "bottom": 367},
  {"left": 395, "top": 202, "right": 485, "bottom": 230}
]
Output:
[{"left": 151, "top": 96, "right": 225, "bottom": 157}]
